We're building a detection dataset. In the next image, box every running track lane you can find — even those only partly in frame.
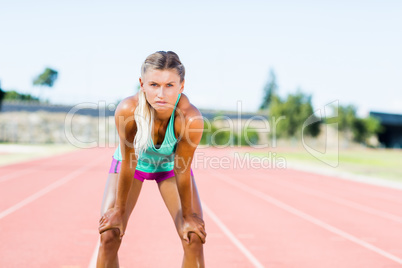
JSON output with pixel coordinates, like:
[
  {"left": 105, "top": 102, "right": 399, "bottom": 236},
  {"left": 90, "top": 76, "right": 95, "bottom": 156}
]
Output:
[{"left": 1, "top": 147, "right": 402, "bottom": 267}]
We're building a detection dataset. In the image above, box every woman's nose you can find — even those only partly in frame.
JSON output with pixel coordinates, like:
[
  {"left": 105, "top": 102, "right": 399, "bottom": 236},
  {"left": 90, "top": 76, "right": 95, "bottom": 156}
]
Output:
[{"left": 157, "top": 87, "right": 165, "bottom": 98}]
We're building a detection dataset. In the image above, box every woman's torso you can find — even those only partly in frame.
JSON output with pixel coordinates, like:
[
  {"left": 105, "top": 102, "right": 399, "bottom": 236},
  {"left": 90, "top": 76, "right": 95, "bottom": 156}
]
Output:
[{"left": 113, "top": 93, "right": 181, "bottom": 172}]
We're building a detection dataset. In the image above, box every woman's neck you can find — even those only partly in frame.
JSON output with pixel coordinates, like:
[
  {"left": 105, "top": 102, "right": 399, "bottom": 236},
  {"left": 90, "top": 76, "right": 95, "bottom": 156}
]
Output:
[{"left": 154, "top": 110, "right": 172, "bottom": 122}]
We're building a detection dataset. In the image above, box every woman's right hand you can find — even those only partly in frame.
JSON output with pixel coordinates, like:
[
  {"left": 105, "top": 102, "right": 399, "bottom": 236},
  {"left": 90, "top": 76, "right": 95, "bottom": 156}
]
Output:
[
  {"left": 180, "top": 213, "right": 207, "bottom": 244},
  {"left": 98, "top": 207, "right": 126, "bottom": 239}
]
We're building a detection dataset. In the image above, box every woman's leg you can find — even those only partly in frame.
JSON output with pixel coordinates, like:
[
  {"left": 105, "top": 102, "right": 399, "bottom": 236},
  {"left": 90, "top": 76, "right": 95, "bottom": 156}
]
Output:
[
  {"left": 157, "top": 174, "right": 205, "bottom": 268},
  {"left": 97, "top": 173, "right": 144, "bottom": 268}
]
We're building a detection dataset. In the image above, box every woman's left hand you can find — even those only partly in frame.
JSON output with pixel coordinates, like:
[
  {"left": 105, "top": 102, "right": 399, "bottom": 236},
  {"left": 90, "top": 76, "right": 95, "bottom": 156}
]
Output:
[{"left": 181, "top": 213, "right": 207, "bottom": 244}]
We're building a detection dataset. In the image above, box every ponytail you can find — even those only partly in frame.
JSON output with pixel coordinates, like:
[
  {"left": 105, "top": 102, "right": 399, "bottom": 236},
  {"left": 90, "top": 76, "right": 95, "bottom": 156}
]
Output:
[{"left": 133, "top": 90, "right": 154, "bottom": 159}]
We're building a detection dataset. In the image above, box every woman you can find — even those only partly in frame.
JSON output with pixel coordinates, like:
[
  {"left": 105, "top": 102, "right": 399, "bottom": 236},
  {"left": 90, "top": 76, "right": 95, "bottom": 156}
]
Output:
[{"left": 97, "top": 51, "right": 207, "bottom": 267}]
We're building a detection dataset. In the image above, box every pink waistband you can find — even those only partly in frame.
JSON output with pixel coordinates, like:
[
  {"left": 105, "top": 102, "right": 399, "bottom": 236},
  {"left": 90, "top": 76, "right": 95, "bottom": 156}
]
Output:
[{"left": 109, "top": 157, "right": 194, "bottom": 182}]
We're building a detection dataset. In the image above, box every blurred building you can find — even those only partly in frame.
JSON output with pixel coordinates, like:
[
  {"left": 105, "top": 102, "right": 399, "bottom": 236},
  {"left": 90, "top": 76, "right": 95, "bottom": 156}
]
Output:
[
  {"left": 0, "top": 81, "right": 5, "bottom": 112},
  {"left": 370, "top": 111, "right": 402, "bottom": 148}
]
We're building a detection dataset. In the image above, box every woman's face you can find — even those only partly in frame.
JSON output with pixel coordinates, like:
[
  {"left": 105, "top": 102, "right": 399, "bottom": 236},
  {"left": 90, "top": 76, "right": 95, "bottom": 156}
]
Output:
[{"left": 139, "top": 69, "right": 184, "bottom": 112}]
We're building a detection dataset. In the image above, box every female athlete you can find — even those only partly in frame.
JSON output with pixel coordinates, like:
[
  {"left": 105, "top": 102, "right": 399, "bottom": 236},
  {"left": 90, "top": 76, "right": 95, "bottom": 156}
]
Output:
[{"left": 97, "top": 51, "right": 206, "bottom": 267}]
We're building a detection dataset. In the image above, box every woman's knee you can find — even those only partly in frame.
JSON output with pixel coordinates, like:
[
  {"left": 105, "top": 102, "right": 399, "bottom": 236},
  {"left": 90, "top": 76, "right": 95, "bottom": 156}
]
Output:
[
  {"left": 100, "top": 228, "right": 122, "bottom": 249},
  {"left": 182, "top": 232, "right": 204, "bottom": 252}
]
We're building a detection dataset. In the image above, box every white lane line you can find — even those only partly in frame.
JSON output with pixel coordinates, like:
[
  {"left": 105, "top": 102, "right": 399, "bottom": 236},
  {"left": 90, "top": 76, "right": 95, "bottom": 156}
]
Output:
[
  {"left": 88, "top": 237, "right": 100, "bottom": 268},
  {"left": 0, "top": 158, "right": 102, "bottom": 220},
  {"left": 233, "top": 152, "right": 402, "bottom": 204},
  {"left": 201, "top": 201, "right": 265, "bottom": 268},
  {"left": 213, "top": 172, "right": 402, "bottom": 265},
  {"left": 286, "top": 161, "right": 402, "bottom": 191},
  {"left": 262, "top": 168, "right": 402, "bottom": 206},
  {"left": 86, "top": 200, "right": 265, "bottom": 268},
  {"left": 255, "top": 174, "right": 402, "bottom": 224}
]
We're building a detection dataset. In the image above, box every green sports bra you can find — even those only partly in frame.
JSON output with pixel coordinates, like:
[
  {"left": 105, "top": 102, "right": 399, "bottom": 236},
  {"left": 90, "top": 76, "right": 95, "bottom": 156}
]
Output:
[{"left": 112, "top": 93, "right": 181, "bottom": 172}]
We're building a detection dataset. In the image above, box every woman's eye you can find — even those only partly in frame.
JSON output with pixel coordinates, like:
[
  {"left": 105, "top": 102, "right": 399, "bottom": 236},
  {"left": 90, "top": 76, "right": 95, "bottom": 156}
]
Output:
[{"left": 150, "top": 84, "right": 172, "bottom": 87}]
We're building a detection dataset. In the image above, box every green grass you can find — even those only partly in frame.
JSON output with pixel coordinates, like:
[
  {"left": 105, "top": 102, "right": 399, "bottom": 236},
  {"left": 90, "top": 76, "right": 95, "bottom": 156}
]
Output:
[{"left": 249, "top": 148, "right": 402, "bottom": 183}]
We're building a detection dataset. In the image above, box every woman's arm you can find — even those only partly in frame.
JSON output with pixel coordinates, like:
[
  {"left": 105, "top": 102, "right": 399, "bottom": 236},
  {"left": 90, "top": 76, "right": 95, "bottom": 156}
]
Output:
[
  {"left": 114, "top": 99, "right": 137, "bottom": 214},
  {"left": 99, "top": 97, "right": 137, "bottom": 238},
  {"left": 174, "top": 104, "right": 206, "bottom": 243}
]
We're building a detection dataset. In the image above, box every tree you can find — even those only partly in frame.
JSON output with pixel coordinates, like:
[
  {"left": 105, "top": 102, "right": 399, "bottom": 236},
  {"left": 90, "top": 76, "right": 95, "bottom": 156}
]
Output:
[
  {"left": 259, "top": 69, "right": 278, "bottom": 111},
  {"left": 331, "top": 103, "right": 383, "bottom": 147},
  {"left": 33, "top": 67, "right": 58, "bottom": 102},
  {"left": 4, "top": 90, "right": 39, "bottom": 102},
  {"left": 336, "top": 104, "right": 357, "bottom": 132},
  {"left": 268, "top": 89, "right": 320, "bottom": 139},
  {"left": 352, "top": 116, "right": 383, "bottom": 145}
]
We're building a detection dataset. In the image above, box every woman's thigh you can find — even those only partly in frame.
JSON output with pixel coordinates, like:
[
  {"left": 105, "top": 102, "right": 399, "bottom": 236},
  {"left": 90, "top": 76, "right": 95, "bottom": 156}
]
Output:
[{"left": 157, "top": 174, "right": 203, "bottom": 233}]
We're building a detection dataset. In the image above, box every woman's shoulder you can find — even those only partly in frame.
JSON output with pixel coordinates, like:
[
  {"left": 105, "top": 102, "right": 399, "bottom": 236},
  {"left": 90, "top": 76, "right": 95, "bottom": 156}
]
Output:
[
  {"left": 175, "top": 93, "right": 204, "bottom": 135},
  {"left": 114, "top": 93, "right": 140, "bottom": 137},
  {"left": 176, "top": 93, "right": 202, "bottom": 120},
  {"left": 115, "top": 92, "right": 140, "bottom": 118}
]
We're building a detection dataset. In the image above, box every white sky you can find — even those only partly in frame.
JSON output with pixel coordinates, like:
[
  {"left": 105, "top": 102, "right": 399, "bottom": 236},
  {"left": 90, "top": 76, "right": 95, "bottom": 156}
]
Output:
[{"left": 1, "top": 0, "right": 401, "bottom": 116}]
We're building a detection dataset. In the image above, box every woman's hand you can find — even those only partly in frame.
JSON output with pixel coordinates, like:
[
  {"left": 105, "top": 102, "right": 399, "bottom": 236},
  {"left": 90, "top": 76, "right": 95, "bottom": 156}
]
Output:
[
  {"left": 98, "top": 207, "right": 126, "bottom": 239},
  {"left": 181, "top": 213, "right": 207, "bottom": 244}
]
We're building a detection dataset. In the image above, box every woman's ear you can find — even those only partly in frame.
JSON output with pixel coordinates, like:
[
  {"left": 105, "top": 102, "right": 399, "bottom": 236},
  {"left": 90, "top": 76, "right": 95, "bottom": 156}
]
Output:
[
  {"left": 179, "top": 79, "right": 185, "bottom": 93},
  {"left": 139, "top": 77, "right": 145, "bottom": 92}
]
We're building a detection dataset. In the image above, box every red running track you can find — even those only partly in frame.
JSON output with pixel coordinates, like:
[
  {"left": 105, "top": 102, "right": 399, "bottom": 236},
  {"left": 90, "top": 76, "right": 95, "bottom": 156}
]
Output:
[{"left": 0, "top": 147, "right": 401, "bottom": 267}]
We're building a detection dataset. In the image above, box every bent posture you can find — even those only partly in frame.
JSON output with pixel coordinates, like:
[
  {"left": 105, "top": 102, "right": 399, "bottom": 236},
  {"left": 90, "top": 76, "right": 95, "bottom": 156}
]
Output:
[{"left": 97, "top": 51, "right": 206, "bottom": 267}]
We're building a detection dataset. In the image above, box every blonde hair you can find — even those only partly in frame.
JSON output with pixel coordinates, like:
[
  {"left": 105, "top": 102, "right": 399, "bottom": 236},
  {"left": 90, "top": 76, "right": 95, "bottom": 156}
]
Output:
[{"left": 133, "top": 51, "right": 185, "bottom": 159}]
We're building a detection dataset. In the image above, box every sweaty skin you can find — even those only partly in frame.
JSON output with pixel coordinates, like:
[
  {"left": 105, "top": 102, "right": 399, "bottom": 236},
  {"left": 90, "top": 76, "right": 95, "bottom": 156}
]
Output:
[{"left": 97, "top": 69, "right": 206, "bottom": 267}]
